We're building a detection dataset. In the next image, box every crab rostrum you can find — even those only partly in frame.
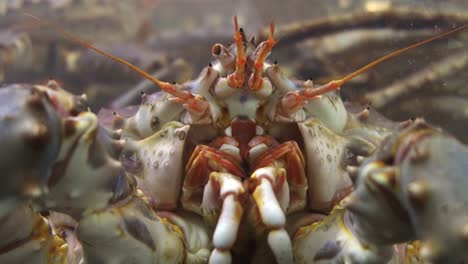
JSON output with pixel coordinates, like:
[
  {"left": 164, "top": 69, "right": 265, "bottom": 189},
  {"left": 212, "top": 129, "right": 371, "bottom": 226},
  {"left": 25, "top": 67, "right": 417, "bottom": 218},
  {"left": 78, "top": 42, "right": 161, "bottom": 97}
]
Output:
[{"left": 0, "top": 17, "right": 467, "bottom": 264}]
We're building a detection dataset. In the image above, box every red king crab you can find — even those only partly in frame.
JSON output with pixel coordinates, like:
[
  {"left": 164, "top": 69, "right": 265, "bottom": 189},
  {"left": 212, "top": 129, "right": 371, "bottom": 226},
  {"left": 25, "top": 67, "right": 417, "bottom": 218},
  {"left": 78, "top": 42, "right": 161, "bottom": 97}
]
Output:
[{"left": 0, "top": 14, "right": 467, "bottom": 264}]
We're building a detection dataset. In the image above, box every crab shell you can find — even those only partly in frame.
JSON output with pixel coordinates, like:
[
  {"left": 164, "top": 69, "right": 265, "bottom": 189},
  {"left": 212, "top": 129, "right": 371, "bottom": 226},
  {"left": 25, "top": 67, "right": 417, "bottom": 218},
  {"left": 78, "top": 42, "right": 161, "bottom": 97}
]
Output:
[{"left": 122, "top": 121, "right": 190, "bottom": 210}]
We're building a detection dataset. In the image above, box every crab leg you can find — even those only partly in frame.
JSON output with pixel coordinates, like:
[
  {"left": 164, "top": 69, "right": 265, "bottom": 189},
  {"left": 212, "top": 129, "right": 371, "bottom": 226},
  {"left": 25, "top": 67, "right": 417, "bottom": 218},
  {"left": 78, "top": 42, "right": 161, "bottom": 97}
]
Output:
[{"left": 0, "top": 204, "right": 68, "bottom": 264}]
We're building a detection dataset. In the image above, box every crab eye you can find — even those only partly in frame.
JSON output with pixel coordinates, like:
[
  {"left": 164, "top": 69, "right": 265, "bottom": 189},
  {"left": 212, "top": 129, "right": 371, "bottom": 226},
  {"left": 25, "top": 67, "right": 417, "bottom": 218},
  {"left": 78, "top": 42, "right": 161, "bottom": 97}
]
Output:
[{"left": 212, "top": 44, "right": 223, "bottom": 56}]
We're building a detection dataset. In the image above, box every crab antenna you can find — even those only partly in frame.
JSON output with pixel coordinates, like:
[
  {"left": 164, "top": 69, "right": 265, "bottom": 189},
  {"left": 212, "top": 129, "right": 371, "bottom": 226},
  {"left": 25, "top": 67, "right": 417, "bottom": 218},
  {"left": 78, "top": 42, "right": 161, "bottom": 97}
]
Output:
[
  {"left": 301, "top": 24, "right": 468, "bottom": 99},
  {"left": 227, "top": 16, "right": 246, "bottom": 88},
  {"left": 249, "top": 21, "right": 276, "bottom": 91},
  {"left": 22, "top": 12, "right": 193, "bottom": 100}
]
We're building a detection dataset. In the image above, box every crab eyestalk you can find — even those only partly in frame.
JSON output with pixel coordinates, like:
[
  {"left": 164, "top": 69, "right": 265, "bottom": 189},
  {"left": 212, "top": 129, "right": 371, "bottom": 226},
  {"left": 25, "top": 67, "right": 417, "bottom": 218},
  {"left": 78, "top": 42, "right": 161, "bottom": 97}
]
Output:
[
  {"left": 248, "top": 21, "right": 276, "bottom": 91},
  {"left": 212, "top": 43, "right": 235, "bottom": 70},
  {"left": 227, "top": 16, "right": 246, "bottom": 88}
]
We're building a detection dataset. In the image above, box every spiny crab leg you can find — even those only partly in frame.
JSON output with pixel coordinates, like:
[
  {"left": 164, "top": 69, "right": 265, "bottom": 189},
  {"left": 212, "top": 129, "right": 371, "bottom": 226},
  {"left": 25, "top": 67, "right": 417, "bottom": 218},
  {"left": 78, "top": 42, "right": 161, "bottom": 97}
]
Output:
[
  {"left": 280, "top": 24, "right": 468, "bottom": 115},
  {"left": 227, "top": 16, "right": 246, "bottom": 88},
  {"left": 248, "top": 21, "right": 276, "bottom": 91}
]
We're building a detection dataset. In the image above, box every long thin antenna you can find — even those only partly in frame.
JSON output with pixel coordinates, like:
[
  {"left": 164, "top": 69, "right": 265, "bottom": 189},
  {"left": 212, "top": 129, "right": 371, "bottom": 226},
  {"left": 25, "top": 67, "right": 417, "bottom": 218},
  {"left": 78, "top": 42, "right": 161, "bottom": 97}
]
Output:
[
  {"left": 341, "top": 24, "right": 468, "bottom": 84},
  {"left": 22, "top": 12, "right": 192, "bottom": 100},
  {"left": 301, "top": 24, "right": 468, "bottom": 99},
  {"left": 23, "top": 11, "right": 467, "bottom": 101}
]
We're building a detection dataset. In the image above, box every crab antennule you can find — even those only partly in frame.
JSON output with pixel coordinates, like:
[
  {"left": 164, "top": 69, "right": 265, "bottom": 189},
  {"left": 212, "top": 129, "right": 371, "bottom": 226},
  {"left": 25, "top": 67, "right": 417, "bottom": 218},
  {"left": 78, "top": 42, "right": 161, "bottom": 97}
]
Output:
[
  {"left": 249, "top": 21, "right": 276, "bottom": 91},
  {"left": 227, "top": 16, "right": 246, "bottom": 88},
  {"left": 22, "top": 11, "right": 194, "bottom": 101},
  {"left": 299, "top": 24, "right": 468, "bottom": 99}
]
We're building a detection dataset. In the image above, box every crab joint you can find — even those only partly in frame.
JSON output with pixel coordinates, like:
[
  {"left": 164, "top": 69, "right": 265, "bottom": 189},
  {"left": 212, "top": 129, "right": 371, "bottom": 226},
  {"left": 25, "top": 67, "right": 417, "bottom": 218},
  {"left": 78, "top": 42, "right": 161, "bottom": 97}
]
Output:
[{"left": 251, "top": 168, "right": 287, "bottom": 228}]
